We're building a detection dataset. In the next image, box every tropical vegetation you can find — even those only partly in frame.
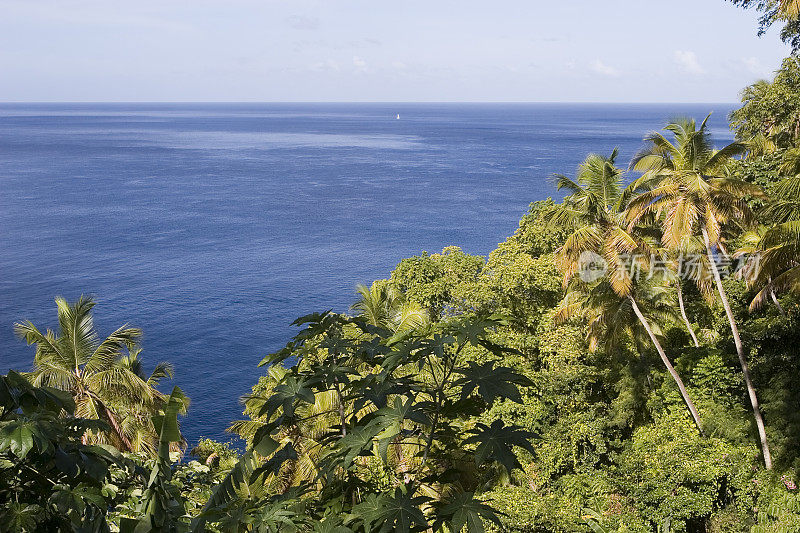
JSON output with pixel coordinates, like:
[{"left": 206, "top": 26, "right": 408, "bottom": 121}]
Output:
[{"left": 4, "top": 3, "right": 800, "bottom": 531}]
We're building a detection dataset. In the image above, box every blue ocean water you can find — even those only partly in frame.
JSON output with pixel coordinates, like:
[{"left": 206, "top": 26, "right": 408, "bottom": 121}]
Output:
[{"left": 0, "top": 103, "right": 735, "bottom": 444}]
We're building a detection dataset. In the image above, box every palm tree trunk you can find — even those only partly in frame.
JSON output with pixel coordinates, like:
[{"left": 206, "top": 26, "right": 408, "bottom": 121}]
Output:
[
  {"left": 677, "top": 281, "right": 700, "bottom": 347},
  {"left": 628, "top": 295, "right": 704, "bottom": 435},
  {"left": 702, "top": 228, "right": 772, "bottom": 469},
  {"left": 770, "top": 288, "right": 787, "bottom": 317},
  {"left": 91, "top": 394, "right": 134, "bottom": 452}
]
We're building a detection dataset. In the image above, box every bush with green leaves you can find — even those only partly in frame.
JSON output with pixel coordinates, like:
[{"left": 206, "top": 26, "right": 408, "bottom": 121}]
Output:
[
  {"left": 750, "top": 471, "right": 800, "bottom": 533},
  {"left": 0, "top": 371, "right": 135, "bottom": 532},
  {"left": 616, "top": 412, "right": 759, "bottom": 532},
  {"left": 390, "top": 246, "right": 487, "bottom": 319},
  {"left": 195, "top": 311, "right": 537, "bottom": 532}
]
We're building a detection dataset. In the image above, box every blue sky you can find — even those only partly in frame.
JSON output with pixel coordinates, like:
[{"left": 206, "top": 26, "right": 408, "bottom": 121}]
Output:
[{"left": 0, "top": 0, "right": 790, "bottom": 102}]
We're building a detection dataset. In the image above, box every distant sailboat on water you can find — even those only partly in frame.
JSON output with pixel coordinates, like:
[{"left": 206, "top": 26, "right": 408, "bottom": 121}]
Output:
[{"left": 396, "top": 113, "right": 400, "bottom": 120}]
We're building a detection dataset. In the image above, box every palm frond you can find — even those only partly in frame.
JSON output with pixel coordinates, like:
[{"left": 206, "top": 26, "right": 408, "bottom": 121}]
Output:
[
  {"left": 56, "top": 296, "right": 98, "bottom": 368},
  {"left": 706, "top": 142, "right": 747, "bottom": 170},
  {"left": 86, "top": 325, "right": 142, "bottom": 374}
]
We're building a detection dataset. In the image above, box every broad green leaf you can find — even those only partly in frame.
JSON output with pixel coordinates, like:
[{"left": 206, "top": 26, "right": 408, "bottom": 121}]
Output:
[
  {"left": 250, "top": 442, "right": 298, "bottom": 482},
  {"left": 0, "top": 503, "right": 41, "bottom": 532},
  {"left": 433, "top": 492, "right": 502, "bottom": 533},
  {"left": 329, "top": 425, "right": 382, "bottom": 470},
  {"left": 354, "top": 488, "right": 430, "bottom": 533},
  {"left": 463, "top": 420, "right": 537, "bottom": 472},
  {"left": 0, "top": 421, "right": 35, "bottom": 458},
  {"left": 454, "top": 361, "right": 532, "bottom": 404},
  {"left": 259, "top": 375, "right": 316, "bottom": 420}
]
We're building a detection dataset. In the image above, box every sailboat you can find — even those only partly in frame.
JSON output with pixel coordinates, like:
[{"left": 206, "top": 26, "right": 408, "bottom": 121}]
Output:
[{"left": 396, "top": 113, "right": 400, "bottom": 120}]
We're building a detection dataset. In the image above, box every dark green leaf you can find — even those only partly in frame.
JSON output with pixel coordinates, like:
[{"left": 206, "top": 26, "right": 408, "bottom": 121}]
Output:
[{"left": 463, "top": 420, "right": 537, "bottom": 472}]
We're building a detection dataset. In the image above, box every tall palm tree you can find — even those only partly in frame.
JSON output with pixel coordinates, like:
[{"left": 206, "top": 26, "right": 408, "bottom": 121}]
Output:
[
  {"left": 14, "top": 296, "right": 182, "bottom": 455},
  {"left": 551, "top": 150, "right": 705, "bottom": 433},
  {"left": 627, "top": 115, "right": 773, "bottom": 467},
  {"left": 351, "top": 281, "right": 428, "bottom": 332},
  {"left": 557, "top": 276, "right": 680, "bottom": 353}
]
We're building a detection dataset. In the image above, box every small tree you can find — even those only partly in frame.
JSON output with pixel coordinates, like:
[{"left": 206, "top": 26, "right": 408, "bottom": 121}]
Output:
[
  {"left": 0, "top": 371, "right": 133, "bottom": 532},
  {"left": 195, "top": 311, "right": 537, "bottom": 532}
]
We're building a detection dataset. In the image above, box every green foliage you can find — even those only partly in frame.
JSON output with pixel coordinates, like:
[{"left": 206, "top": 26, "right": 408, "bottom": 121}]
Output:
[
  {"left": 0, "top": 370, "right": 133, "bottom": 532},
  {"left": 751, "top": 473, "right": 800, "bottom": 533},
  {"left": 14, "top": 296, "right": 186, "bottom": 457},
  {"left": 201, "top": 311, "right": 536, "bottom": 532},
  {"left": 515, "top": 199, "right": 574, "bottom": 258},
  {"left": 120, "top": 387, "right": 190, "bottom": 533},
  {"left": 618, "top": 412, "right": 758, "bottom": 531},
  {"left": 191, "top": 438, "right": 240, "bottom": 471},
  {"left": 390, "top": 246, "right": 486, "bottom": 318},
  {"left": 730, "top": 56, "right": 800, "bottom": 148},
  {"left": 728, "top": 1, "right": 800, "bottom": 55},
  {"left": 9, "top": 40, "right": 800, "bottom": 531}
]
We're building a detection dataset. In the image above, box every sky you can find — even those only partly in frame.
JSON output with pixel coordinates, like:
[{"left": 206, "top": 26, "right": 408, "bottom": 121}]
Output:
[{"left": 0, "top": 0, "right": 791, "bottom": 102}]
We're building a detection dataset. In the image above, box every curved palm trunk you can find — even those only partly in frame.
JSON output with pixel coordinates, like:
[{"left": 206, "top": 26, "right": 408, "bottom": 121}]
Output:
[
  {"left": 770, "top": 288, "right": 787, "bottom": 317},
  {"left": 677, "top": 282, "right": 700, "bottom": 347},
  {"left": 628, "top": 295, "right": 704, "bottom": 435},
  {"left": 91, "top": 393, "right": 134, "bottom": 452},
  {"left": 702, "top": 228, "right": 772, "bottom": 469}
]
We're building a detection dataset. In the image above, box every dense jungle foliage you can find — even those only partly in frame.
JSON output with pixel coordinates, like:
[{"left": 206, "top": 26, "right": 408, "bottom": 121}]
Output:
[{"left": 4, "top": 5, "right": 800, "bottom": 532}]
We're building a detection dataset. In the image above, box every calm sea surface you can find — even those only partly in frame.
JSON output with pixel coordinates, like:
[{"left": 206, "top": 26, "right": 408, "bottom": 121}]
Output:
[{"left": 0, "top": 103, "right": 735, "bottom": 444}]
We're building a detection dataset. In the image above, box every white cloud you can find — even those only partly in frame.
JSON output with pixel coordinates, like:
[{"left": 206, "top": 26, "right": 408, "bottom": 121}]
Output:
[
  {"left": 742, "top": 57, "right": 773, "bottom": 78},
  {"left": 674, "top": 50, "right": 705, "bottom": 74},
  {"left": 310, "top": 59, "right": 340, "bottom": 72},
  {"left": 590, "top": 59, "right": 619, "bottom": 77},
  {"left": 353, "top": 56, "right": 368, "bottom": 72},
  {"left": 286, "top": 15, "right": 319, "bottom": 31}
]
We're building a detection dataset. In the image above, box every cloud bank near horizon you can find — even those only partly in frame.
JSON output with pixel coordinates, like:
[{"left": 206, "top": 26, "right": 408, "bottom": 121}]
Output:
[{"left": 0, "top": 0, "right": 790, "bottom": 102}]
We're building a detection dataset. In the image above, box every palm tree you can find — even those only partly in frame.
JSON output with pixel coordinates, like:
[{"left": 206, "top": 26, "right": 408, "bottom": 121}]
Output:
[
  {"left": 14, "top": 296, "right": 182, "bottom": 455},
  {"left": 551, "top": 150, "right": 705, "bottom": 433},
  {"left": 778, "top": 0, "right": 800, "bottom": 18},
  {"left": 750, "top": 223, "right": 800, "bottom": 309},
  {"left": 117, "top": 348, "right": 188, "bottom": 455},
  {"left": 557, "top": 276, "right": 680, "bottom": 353},
  {"left": 229, "top": 364, "right": 338, "bottom": 492},
  {"left": 740, "top": 174, "right": 800, "bottom": 310},
  {"left": 351, "top": 281, "right": 428, "bottom": 331},
  {"left": 627, "top": 115, "right": 773, "bottom": 467}
]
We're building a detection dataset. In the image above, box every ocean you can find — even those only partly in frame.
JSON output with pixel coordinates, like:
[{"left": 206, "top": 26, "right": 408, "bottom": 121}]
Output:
[{"left": 0, "top": 103, "right": 736, "bottom": 444}]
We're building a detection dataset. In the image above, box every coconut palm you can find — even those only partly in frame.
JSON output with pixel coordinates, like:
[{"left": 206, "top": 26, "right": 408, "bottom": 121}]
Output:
[
  {"left": 739, "top": 174, "right": 800, "bottom": 311},
  {"left": 351, "top": 281, "right": 428, "bottom": 331},
  {"left": 229, "top": 364, "right": 337, "bottom": 492},
  {"left": 750, "top": 222, "right": 800, "bottom": 309},
  {"left": 778, "top": 0, "right": 800, "bottom": 18},
  {"left": 745, "top": 133, "right": 778, "bottom": 159},
  {"left": 14, "top": 296, "right": 183, "bottom": 455},
  {"left": 557, "top": 276, "right": 679, "bottom": 354},
  {"left": 627, "top": 115, "right": 774, "bottom": 467},
  {"left": 117, "top": 347, "right": 188, "bottom": 455},
  {"left": 551, "top": 150, "right": 704, "bottom": 433}
]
